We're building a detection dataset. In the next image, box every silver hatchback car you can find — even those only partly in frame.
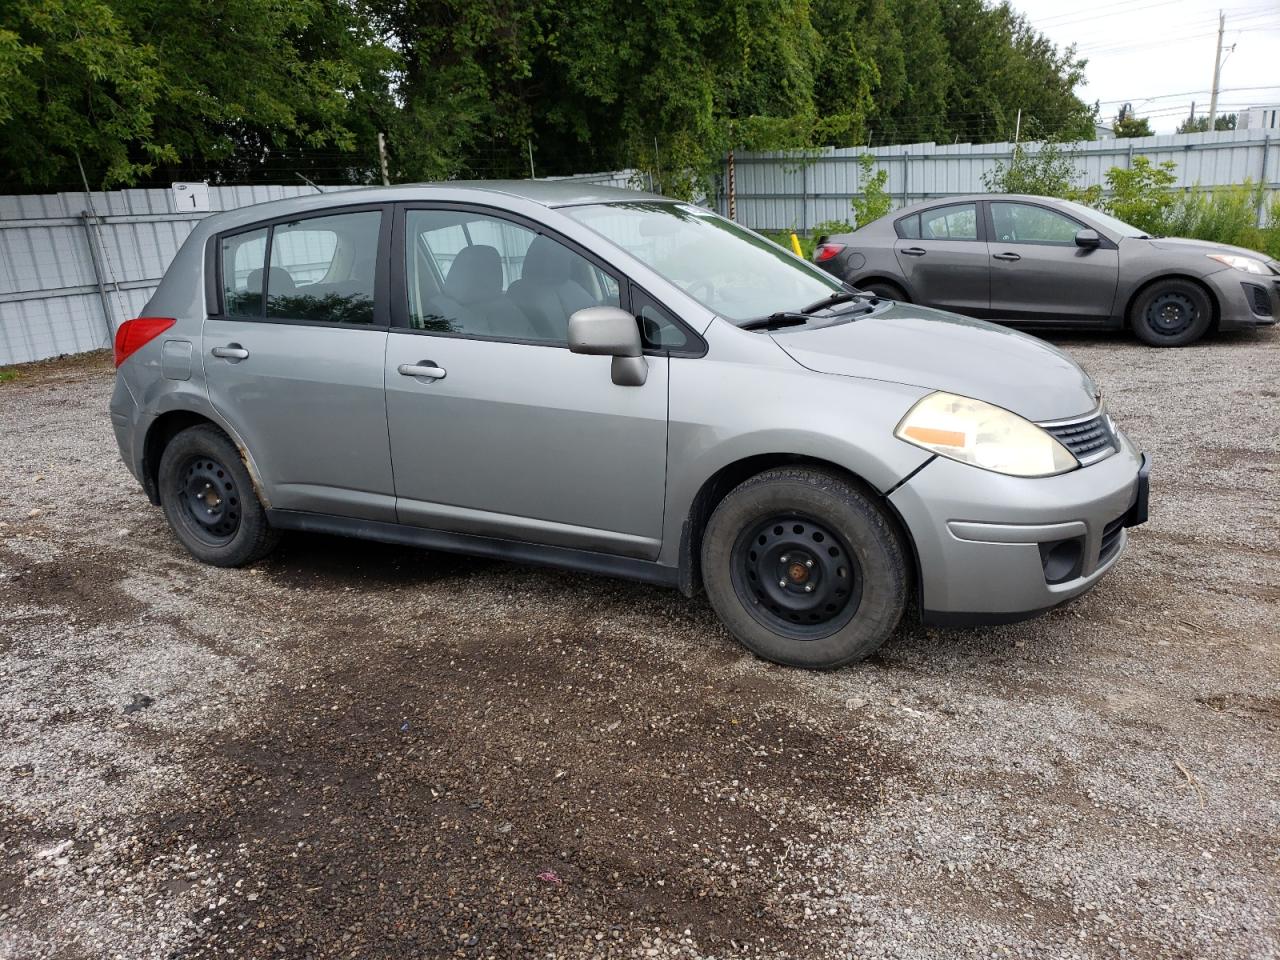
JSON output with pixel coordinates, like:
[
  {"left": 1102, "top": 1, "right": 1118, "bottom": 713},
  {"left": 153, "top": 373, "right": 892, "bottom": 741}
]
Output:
[{"left": 110, "top": 182, "right": 1150, "bottom": 668}]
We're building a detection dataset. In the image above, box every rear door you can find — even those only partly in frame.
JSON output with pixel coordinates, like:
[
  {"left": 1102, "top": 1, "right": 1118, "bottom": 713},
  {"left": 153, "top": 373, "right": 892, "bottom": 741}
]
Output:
[
  {"left": 384, "top": 205, "right": 672, "bottom": 559},
  {"left": 202, "top": 206, "right": 396, "bottom": 521},
  {"left": 986, "top": 201, "right": 1119, "bottom": 323},
  {"left": 892, "top": 202, "right": 990, "bottom": 315}
]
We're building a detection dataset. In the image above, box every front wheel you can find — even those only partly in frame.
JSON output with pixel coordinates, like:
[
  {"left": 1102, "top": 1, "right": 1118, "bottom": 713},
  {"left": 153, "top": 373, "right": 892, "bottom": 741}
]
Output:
[
  {"left": 700, "top": 467, "right": 909, "bottom": 668},
  {"left": 859, "top": 280, "right": 908, "bottom": 302},
  {"left": 158, "top": 424, "right": 279, "bottom": 567},
  {"left": 1129, "top": 279, "right": 1212, "bottom": 346}
]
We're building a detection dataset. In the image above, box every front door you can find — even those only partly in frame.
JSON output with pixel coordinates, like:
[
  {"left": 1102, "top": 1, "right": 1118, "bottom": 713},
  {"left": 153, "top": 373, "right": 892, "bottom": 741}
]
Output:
[
  {"left": 385, "top": 207, "right": 669, "bottom": 560},
  {"left": 986, "top": 201, "right": 1120, "bottom": 323},
  {"left": 202, "top": 207, "right": 396, "bottom": 520},
  {"left": 893, "top": 201, "right": 990, "bottom": 315}
]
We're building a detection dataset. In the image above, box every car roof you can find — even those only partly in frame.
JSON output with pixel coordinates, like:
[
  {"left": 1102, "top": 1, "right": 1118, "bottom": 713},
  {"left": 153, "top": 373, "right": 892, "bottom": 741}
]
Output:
[
  {"left": 191, "top": 180, "right": 671, "bottom": 236},
  {"left": 889, "top": 194, "right": 1076, "bottom": 217}
]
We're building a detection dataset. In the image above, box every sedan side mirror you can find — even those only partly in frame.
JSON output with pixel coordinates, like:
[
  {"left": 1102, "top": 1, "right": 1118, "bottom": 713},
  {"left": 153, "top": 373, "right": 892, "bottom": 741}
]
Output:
[
  {"left": 1075, "top": 229, "right": 1101, "bottom": 249},
  {"left": 568, "top": 306, "right": 648, "bottom": 386}
]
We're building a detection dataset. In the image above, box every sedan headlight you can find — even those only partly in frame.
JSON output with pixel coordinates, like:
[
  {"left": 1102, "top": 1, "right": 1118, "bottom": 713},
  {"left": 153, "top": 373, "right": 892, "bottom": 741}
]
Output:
[
  {"left": 1206, "top": 253, "right": 1269, "bottom": 274},
  {"left": 895, "top": 392, "right": 1078, "bottom": 477}
]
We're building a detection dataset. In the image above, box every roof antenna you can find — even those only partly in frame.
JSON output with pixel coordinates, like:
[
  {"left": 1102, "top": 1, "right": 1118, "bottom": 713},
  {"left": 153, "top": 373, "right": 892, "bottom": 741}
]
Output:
[{"left": 295, "top": 173, "right": 324, "bottom": 194}]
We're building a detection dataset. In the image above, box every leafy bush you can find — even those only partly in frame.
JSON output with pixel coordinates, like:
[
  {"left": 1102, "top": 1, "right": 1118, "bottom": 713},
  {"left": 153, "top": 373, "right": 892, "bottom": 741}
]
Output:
[
  {"left": 1102, "top": 157, "right": 1179, "bottom": 235},
  {"left": 980, "top": 141, "right": 1099, "bottom": 203},
  {"left": 850, "top": 154, "right": 892, "bottom": 228}
]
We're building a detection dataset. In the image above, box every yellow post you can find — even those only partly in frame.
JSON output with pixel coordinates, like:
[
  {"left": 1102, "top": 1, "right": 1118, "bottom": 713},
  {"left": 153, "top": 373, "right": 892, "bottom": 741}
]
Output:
[{"left": 789, "top": 232, "right": 804, "bottom": 257}]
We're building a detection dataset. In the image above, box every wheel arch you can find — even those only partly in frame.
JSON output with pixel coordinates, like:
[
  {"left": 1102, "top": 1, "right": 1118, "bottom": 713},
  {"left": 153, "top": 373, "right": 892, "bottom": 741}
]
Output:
[
  {"left": 141, "top": 410, "right": 268, "bottom": 509},
  {"left": 1123, "top": 273, "right": 1220, "bottom": 332},
  {"left": 853, "top": 275, "right": 911, "bottom": 301},
  {"left": 677, "top": 453, "right": 921, "bottom": 608}
]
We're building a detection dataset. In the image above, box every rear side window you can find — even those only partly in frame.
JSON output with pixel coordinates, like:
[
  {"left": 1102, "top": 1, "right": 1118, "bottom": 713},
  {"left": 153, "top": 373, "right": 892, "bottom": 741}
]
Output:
[
  {"left": 895, "top": 215, "right": 920, "bottom": 239},
  {"left": 920, "top": 203, "right": 978, "bottom": 241},
  {"left": 216, "top": 210, "right": 381, "bottom": 325},
  {"left": 220, "top": 228, "right": 268, "bottom": 317},
  {"left": 267, "top": 212, "right": 381, "bottom": 325}
]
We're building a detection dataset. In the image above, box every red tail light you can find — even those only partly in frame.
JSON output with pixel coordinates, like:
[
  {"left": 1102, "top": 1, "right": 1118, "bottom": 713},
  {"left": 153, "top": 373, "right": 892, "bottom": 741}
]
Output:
[
  {"left": 114, "top": 317, "right": 176, "bottom": 367},
  {"left": 814, "top": 243, "right": 846, "bottom": 263}
]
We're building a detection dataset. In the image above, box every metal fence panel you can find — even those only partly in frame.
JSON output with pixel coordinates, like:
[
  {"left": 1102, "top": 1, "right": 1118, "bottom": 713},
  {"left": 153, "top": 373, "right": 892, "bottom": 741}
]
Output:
[{"left": 723, "top": 129, "right": 1277, "bottom": 232}]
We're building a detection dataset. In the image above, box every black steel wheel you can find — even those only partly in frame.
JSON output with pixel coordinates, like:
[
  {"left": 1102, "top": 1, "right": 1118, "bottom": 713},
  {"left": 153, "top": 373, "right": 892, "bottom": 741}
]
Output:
[
  {"left": 1130, "top": 279, "right": 1212, "bottom": 347},
  {"left": 158, "top": 424, "right": 279, "bottom": 567},
  {"left": 730, "top": 513, "right": 862, "bottom": 640},
  {"left": 701, "top": 466, "right": 909, "bottom": 669},
  {"left": 176, "top": 455, "right": 242, "bottom": 545}
]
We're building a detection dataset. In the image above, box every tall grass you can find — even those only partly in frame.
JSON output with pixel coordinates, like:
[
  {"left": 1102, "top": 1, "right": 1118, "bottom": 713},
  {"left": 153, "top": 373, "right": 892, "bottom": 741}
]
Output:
[{"left": 1163, "top": 183, "right": 1280, "bottom": 258}]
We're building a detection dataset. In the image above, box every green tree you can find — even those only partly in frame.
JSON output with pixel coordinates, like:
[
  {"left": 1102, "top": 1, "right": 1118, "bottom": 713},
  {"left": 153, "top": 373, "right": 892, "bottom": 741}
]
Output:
[
  {"left": 850, "top": 153, "right": 891, "bottom": 226},
  {"left": 1175, "top": 113, "right": 1237, "bottom": 134},
  {"left": 1113, "top": 114, "right": 1154, "bottom": 138}
]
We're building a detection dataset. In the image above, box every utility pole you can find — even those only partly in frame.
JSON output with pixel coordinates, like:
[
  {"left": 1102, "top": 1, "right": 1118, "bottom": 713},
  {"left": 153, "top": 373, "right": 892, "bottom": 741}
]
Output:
[
  {"left": 377, "top": 132, "right": 390, "bottom": 186},
  {"left": 1014, "top": 108, "right": 1022, "bottom": 145},
  {"left": 1208, "top": 10, "right": 1225, "bottom": 129},
  {"left": 527, "top": 138, "right": 535, "bottom": 179}
]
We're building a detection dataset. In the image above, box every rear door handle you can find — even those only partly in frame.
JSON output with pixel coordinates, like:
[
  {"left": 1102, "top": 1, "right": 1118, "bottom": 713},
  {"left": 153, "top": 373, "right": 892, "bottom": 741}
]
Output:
[
  {"left": 901, "top": 247, "right": 927, "bottom": 257},
  {"left": 211, "top": 344, "right": 249, "bottom": 360},
  {"left": 992, "top": 252, "right": 1022, "bottom": 262},
  {"left": 397, "top": 361, "right": 447, "bottom": 381}
]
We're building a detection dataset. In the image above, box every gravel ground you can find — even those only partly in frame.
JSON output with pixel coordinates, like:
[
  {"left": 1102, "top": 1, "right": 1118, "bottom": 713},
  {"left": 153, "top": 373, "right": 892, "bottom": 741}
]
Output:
[{"left": 0, "top": 332, "right": 1277, "bottom": 960}]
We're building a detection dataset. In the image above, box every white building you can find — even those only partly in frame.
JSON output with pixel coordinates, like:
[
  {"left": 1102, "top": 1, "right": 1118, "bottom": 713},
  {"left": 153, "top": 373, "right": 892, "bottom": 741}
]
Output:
[{"left": 1243, "top": 106, "right": 1280, "bottom": 131}]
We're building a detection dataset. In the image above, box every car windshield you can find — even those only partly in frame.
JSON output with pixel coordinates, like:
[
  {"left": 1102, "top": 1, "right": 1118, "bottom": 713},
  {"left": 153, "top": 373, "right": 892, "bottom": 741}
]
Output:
[
  {"left": 1056, "top": 199, "right": 1153, "bottom": 238},
  {"left": 562, "top": 201, "right": 844, "bottom": 323}
]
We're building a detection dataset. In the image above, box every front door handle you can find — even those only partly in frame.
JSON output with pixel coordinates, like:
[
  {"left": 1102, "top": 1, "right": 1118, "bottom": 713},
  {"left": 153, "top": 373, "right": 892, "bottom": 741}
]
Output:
[
  {"left": 901, "top": 247, "right": 927, "bottom": 257},
  {"left": 992, "top": 252, "right": 1022, "bottom": 262},
  {"left": 211, "top": 344, "right": 249, "bottom": 361},
  {"left": 398, "top": 361, "right": 447, "bottom": 381}
]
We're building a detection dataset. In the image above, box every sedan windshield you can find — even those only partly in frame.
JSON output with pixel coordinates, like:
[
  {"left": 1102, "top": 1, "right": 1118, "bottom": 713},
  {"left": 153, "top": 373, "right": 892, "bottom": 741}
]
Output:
[
  {"left": 563, "top": 201, "right": 844, "bottom": 323},
  {"left": 1057, "top": 200, "right": 1153, "bottom": 238}
]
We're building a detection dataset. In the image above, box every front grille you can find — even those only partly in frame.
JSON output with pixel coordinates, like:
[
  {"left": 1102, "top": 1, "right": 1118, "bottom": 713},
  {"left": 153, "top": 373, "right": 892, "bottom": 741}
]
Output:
[
  {"left": 1043, "top": 413, "right": 1116, "bottom": 465},
  {"left": 1098, "top": 515, "right": 1125, "bottom": 563},
  {"left": 1244, "top": 282, "right": 1273, "bottom": 317}
]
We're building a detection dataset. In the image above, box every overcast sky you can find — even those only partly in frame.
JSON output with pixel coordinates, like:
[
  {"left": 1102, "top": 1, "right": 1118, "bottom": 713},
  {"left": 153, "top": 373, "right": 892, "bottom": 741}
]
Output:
[{"left": 1009, "top": 0, "right": 1280, "bottom": 133}]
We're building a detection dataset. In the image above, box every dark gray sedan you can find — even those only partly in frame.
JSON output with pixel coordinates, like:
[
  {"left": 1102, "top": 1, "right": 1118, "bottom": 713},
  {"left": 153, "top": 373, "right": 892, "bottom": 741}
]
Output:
[{"left": 813, "top": 194, "right": 1279, "bottom": 346}]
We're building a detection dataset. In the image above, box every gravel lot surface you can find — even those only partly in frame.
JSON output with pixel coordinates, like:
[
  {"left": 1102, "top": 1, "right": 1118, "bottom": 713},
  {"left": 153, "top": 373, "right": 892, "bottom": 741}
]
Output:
[{"left": 1, "top": 332, "right": 1277, "bottom": 960}]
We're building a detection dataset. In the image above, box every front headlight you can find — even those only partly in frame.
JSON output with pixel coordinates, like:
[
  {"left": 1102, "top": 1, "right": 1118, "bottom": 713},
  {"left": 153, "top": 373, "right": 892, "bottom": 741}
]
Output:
[
  {"left": 895, "top": 392, "right": 1078, "bottom": 477},
  {"left": 1206, "top": 253, "right": 1269, "bottom": 274}
]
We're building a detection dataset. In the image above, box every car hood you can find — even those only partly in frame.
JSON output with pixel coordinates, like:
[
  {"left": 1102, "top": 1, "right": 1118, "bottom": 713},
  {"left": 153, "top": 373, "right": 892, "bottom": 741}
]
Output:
[
  {"left": 1135, "top": 235, "right": 1279, "bottom": 268},
  {"left": 771, "top": 304, "right": 1100, "bottom": 422}
]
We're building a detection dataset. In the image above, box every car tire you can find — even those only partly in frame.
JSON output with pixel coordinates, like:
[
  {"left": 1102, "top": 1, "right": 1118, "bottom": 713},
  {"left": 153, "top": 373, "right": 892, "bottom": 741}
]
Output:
[
  {"left": 700, "top": 466, "right": 909, "bottom": 669},
  {"left": 158, "top": 424, "right": 279, "bottom": 567},
  {"left": 860, "top": 280, "right": 908, "bottom": 302},
  {"left": 1129, "top": 279, "right": 1212, "bottom": 346}
]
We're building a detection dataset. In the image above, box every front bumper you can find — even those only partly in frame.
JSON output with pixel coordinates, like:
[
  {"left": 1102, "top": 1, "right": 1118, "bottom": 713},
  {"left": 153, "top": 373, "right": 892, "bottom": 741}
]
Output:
[
  {"left": 889, "top": 434, "right": 1149, "bottom": 625},
  {"left": 1205, "top": 268, "right": 1280, "bottom": 330}
]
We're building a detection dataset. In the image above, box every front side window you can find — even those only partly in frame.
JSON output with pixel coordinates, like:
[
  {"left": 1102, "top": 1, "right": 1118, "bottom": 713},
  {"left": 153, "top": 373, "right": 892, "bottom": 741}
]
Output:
[
  {"left": 220, "top": 228, "right": 268, "bottom": 317},
  {"left": 991, "top": 202, "right": 1081, "bottom": 245},
  {"left": 920, "top": 203, "right": 978, "bottom": 241},
  {"left": 267, "top": 211, "right": 381, "bottom": 325},
  {"left": 563, "top": 202, "right": 843, "bottom": 324},
  {"left": 405, "top": 210, "right": 619, "bottom": 343}
]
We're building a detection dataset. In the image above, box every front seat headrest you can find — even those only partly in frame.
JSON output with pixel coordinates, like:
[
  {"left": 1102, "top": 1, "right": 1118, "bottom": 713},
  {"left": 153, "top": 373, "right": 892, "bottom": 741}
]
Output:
[{"left": 444, "top": 245, "right": 504, "bottom": 304}]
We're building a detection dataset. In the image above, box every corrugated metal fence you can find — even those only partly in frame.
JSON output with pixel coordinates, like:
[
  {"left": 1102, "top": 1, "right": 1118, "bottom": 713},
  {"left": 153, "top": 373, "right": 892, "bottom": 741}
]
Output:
[
  {"left": 0, "top": 185, "right": 332, "bottom": 365},
  {"left": 721, "top": 128, "right": 1277, "bottom": 233}
]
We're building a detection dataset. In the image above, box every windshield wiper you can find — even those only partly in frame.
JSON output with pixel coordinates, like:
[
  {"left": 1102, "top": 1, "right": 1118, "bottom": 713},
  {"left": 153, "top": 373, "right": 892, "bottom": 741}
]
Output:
[
  {"left": 800, "top": 290, "right": 878, "bottom": 314},
  {"left": 738, "top": 312, "right": 811, "bottom": 331}
]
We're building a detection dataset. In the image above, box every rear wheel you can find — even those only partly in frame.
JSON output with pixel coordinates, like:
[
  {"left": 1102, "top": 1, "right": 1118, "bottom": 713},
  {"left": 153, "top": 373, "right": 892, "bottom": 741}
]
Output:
[
  {"left": 158, "top": 425, "right": 279, "bottom": 567},
  {"left": 859, "top": 280, "right": 908, "bottom": 302},
  {"left": 1129, "top": 279, "right": 1212, "bottom": 346},
  {"left": 700, "top": 467, "right": 909, "bottom": 668}
]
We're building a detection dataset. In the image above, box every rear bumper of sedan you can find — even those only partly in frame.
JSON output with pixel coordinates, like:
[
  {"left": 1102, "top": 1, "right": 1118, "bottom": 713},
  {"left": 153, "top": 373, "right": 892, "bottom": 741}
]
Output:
[{"left": 889, "top": 436, "right": 1149, "bottom": 626}]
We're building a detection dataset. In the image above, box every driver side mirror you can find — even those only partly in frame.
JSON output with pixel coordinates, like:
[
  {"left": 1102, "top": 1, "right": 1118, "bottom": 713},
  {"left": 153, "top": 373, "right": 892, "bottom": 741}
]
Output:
[
  {"left": 1075, "top": 229, "right": 1101, "bottom": 249},
  {"left": 568, "top": 306, "right": 648, "bottom": 386}
]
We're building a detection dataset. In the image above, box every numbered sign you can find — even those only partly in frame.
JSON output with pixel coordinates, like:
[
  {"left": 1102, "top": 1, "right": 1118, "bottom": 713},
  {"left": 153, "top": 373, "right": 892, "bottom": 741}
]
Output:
[{"left": 171, "top": 181, "right": 211, "bottom": 212}]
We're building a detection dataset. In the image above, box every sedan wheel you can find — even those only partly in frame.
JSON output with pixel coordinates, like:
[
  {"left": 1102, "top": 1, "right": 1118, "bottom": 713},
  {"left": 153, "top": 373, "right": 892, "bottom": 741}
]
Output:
[
  {"left": 701, "top": 466, "right": 909, "bottom": 668},
  {"left": 1130, "top": 279, "right": 1212, "bottom": 346}
]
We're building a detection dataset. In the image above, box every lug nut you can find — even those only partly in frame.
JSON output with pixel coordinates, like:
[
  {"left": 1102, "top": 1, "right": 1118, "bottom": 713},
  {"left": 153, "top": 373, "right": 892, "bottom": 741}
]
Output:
[
  {"left": 805, "top": 559, "right": 814, "bottom": 568},
  {"left": 778, "top": 580, "right": 788, "bottom": 587},
  {"left": 780, "top": 554, "right": 789, "bottom": 562},
  {"left": 804, "top": 584, "right": 813, "bottom": 592}
]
